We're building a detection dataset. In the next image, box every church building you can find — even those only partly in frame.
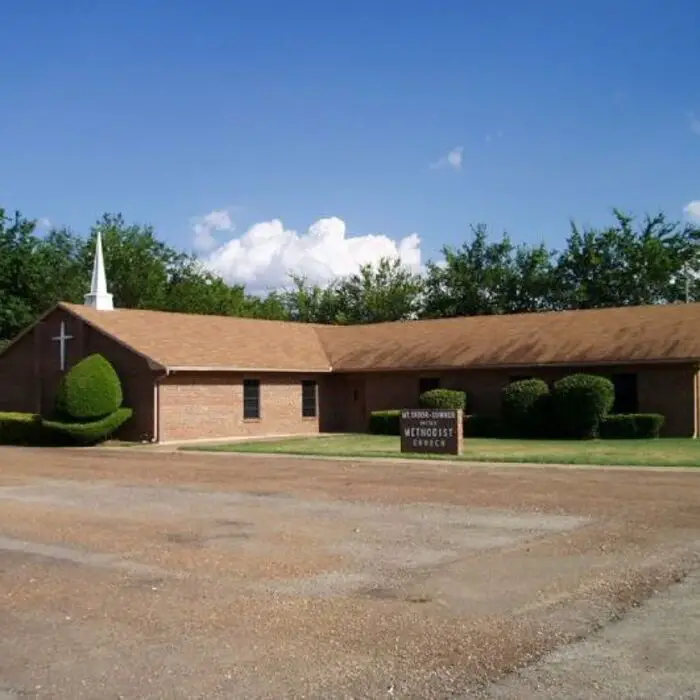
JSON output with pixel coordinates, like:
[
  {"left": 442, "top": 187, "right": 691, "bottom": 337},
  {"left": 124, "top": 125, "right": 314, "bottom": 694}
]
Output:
[{"left": 2, "top": 235, "right": 700, "bottom": 441}]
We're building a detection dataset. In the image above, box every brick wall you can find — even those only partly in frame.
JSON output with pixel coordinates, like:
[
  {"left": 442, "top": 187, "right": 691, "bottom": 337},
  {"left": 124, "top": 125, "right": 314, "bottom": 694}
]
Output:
[
  {"left": 157, "top": 372, "right": 324, "bottom": 442},
  {"left": 36, "top": 309, "right": 156, "bottom": 441},
  {"left": 637, "top": 364, "right": 697, "bottom": 437},
  {"left": 0, "top": 308, "right": 156, "bottom": 441},
  {"left": 0, "top": 327, "right": 39, "bottom": 413},
  {"left": 339, "top": 363, "right": 699, "bottom": 438},
  {"left": 2, "top": 306, "right": 698, "bottom": 441},
  {"left": 81, "top": 324, "right": 155, "bottom": 441}
]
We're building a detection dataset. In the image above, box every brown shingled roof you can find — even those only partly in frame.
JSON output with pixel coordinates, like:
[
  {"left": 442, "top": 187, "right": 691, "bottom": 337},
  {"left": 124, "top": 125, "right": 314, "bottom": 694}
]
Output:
[
  {"left": 60, "top": 301, "right": 700, "bottom": 373},
  {"left": 316, "top": 303, "right": 700, "bottom": 371},
  {"left": 61, "top": 303, "right": 332, "bottom": 372}
]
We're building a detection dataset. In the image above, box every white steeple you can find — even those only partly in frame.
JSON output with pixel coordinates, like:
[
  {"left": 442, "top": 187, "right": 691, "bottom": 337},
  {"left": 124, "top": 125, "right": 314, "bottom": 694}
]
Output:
[{"left": 84, "top": 230, "right": 114, "bottom": 311}]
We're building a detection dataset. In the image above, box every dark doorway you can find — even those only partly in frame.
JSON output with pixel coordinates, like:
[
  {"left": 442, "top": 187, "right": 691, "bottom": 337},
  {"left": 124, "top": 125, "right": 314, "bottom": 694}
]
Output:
[
  {"left": 508, "top": 375, "right": 533, "bottom": 384},
  {"left": 419, "top": 377, "right": 440, "bottom": 395},
  {"left": 610, "top": 373, "right": 638, "bottom": 414},
  {"left": 348, "top": 380, "right": 367, "bottom": 432}
]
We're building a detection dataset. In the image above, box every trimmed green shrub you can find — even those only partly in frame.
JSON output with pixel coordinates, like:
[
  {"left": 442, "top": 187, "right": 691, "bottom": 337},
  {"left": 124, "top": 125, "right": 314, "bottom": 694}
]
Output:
[
  {"left": 419, "top": 388, "right": 466, "bottom": 411},
  {"left": 42, "top": 407, "right": 133, "bottom": 446},
  {"left": 368, "top": 410, "right": 401, "bottom": 435},
  {"left": 501, "top": 378, "right": 550, "bottom": 437},
  {"left": 551, "top": 373, "right": 615, "bottom": 439},
  {"left": 0, "top": 412, "right": 42, "bottom": 445},
  {"left": 463, "top": 414, "right": 502, "bottom": 438},
  {"left": 54, "top": 353, "right": 123, "bottom": 421},
  {"left": 599, "top": 413, "right": 665, "bottom": 439}
]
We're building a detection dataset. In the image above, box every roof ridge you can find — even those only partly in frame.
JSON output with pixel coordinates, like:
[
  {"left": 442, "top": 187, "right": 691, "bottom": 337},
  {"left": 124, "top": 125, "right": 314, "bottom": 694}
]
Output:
[
  {"left": 61, "top": 299, "right": 700, "bottom": 331},
  {"left": 61, "top": 302, "right": 323, "bottom": 328}
]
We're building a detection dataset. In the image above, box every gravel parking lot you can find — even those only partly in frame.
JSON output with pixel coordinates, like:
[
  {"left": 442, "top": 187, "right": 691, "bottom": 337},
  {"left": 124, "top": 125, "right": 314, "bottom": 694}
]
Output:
[{"left": 0, "top": 447, "right": 699, "bottom": 698}]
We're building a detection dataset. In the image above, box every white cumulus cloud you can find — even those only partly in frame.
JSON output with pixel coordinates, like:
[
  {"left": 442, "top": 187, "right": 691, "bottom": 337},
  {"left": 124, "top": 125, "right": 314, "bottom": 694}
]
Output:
[
  {"left": 191, "top": 209, "right": 235, "bottom": 252},
  {"left": 684, "top": 201, "right": 700, "bottom": 220},
  {"left": 430, "top": 146, "right": 463, "bottom": 170},
  {"left": 194, "top": 215, "right": 423, "bottom": 292}
]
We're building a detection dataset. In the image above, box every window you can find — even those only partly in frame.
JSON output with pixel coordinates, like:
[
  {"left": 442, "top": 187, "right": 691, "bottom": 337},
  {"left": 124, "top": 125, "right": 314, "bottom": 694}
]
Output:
[
  {"left": 243, "top": 378, "right": 260, "bottom": 419},
  {"left": 610, "top": 373, "right": 638, "bottom": 414},
  {"left": 419, "top": 377, "right": 440, "bottom": 395},
  {"left": 301, "top": 379, "right": 317, "bottom": 418}
]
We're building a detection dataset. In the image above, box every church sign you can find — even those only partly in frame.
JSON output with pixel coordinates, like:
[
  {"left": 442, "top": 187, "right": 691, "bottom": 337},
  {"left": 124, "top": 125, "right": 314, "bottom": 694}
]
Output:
[{"left": 400, "top": 408, "right": 463, "bottom": 456}]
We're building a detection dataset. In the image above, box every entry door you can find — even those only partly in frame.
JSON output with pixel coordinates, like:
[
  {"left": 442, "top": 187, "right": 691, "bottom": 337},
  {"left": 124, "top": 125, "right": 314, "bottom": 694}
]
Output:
[{"left": 348, "top": 379, "right": 367, "bottom": 433}]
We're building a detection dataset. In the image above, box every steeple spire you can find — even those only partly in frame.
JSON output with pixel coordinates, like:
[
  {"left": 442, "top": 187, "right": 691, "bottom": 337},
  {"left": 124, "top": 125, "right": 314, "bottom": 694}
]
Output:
[{"left": 84, "top": 230, "right": 114, "bottom": 311}]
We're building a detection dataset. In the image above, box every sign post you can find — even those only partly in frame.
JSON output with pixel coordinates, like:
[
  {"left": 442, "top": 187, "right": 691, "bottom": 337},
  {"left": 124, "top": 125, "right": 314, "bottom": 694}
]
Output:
[{"left": 400, "top": 408, "right": 463, "bottom": 456}]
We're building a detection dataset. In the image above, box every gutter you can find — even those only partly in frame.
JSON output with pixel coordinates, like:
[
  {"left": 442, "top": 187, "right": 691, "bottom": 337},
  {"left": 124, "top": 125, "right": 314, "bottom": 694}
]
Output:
[
  {"left": 331, "top": 357, "right": 700, "bottom": 374},
  {"left": 163, "top": 365, "right": 334, "bottom": 373}
]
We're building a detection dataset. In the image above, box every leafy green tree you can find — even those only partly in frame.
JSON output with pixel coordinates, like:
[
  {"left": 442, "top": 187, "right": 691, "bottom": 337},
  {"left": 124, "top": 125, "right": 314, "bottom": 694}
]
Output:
[
  {"left": 281, "top": 258, "right": 421, "bottom": 325},
  {"left": 422, "top": 225, "right": 557, "bottom": 318},
  {"left": 0, "top": 208, "right": 292, "bottom": 342},
  {"left": 90, "top": 214, "right": 282, "bottom": 319},
  {"left": 0, "top": 209, "right": 84, "bottom": 340},
  {"left": 36, "top": 227, "right": 89, "bottom": 305},
  {"left": 552, "top": 210, "right": 700, "bottom": 309},
  {"left": 4, "top": 203, "right": 700, "bottom": 348},
  {"left": 245, "top": 290, "right": 290, "bottom": 320},
  {"left": 92, "top": 213, "right": 183, "bottom": 310},
  {"left": 281, "top": 275, "right": 341, "bottom": 323},
  {"left": 333, "top": 257, "right": 424, "bottom": 323}
]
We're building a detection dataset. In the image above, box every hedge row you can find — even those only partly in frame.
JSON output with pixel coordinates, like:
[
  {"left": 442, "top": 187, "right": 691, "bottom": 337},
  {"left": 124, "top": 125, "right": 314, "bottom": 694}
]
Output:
[
  {"left": 0, "top": 353, "right": 132, "bottom": 447},
  {"left": 0, "top": 412, "right": 42, "bottom": 445},
  {"left": 501, "top": 378, "right": 549, "bottom": 437},
  {"left": 551, "top": 374, "right": 615, "bottom": 439},
  {"left": 599, "top": 413, "right": 665, "bottom": 439},
  {"left": 501, "top": 373, "right": 664, "bottom": 440},
  {"left": 418, "top": 388, "right": 466, "bottom": 411},
  {"left": 368, "top": 410, "right": 401, "bottom": 435},
  {"left": 368, "top": 374, "right": 665, "bottom": 440},
  {"left": 43, "top": 408, "right": 134, "bottom": 445},
  {"left": 0, "top": 408, "right": 133, "bottom": 447}
]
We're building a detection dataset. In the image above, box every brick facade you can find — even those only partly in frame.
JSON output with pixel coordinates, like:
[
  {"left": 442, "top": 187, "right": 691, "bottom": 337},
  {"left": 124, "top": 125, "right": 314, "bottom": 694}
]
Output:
[
  {"left": 1, "top": 305, "right": 699, "bottom": 441},
  {"left": 0, "top": 307, "right": 155, "bottom": 441},
  {"left": 157, "top": 372, "right": 323, "bottom": 442},
  {"left": 335, "top": 363, "right": 700, "bottom": 438}
]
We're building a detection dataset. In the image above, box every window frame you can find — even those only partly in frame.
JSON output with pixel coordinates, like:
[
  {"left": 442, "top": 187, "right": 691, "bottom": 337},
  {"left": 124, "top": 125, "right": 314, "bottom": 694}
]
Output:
[
  {"left": 243, "top": 378, "right": 261, "bottom": 420},
  {"left": 301, "top": 379, "right": 317, "bottom": 418}
]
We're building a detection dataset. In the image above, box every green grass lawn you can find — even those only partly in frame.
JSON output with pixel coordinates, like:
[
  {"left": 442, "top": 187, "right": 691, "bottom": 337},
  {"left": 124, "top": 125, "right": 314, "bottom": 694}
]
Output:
[{"left": 181, "top": 433, "right": 700, "bottom": 467}]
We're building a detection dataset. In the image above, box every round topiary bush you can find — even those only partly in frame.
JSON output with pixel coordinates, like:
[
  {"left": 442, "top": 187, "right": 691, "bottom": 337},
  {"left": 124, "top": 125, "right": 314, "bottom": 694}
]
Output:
[
  {"left": 42, "top": 407, "right": 133, "bottom": 446},
  {"left": 551, "top": 373, "right": 615, "bottom": 439},
  {"left": 419, "top": 388, "right": 466, "bottom": 411},
  {"left": 501, "top": 378, "right": 550, "bottom": 438},
  {"left": 54, "top": 353, "right": 123, "bottom": 421}
]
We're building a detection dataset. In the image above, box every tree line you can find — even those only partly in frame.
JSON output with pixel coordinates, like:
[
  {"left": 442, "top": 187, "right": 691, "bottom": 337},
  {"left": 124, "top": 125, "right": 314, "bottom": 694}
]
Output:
[{"left": 1, "top": 206, "right": 699, "bottom": 344}]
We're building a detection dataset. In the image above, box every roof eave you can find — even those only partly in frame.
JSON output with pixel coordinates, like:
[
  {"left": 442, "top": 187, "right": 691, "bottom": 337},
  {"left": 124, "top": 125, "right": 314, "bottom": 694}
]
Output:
[
  {"left": 56, "top": 302, "right": 167, "bottom": 371},
  {"left": 0, "top": 303, "right": 61, "bottom": 361},
  {"left": 331, "top": 356, "right": 700, "bottom": 373},
  {"left": 164, "top": 365, "right": 334, "bottom": 373}
]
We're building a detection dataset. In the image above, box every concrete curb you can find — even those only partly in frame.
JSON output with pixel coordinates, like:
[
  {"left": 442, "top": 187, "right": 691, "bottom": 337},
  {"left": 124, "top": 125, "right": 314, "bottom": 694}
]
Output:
[{"left": 86, "top": 443, "right": 700, "bottom": 473}]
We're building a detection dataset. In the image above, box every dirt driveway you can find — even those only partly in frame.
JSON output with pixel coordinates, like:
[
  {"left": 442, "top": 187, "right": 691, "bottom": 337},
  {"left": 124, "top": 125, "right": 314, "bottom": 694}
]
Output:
[{"left": 0, "top": 447, "right": 699, "bottom": 699}]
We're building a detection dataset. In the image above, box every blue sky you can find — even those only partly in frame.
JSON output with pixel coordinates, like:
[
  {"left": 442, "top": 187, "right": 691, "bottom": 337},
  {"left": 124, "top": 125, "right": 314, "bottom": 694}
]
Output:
[{"left": 2, "top": 1, "right": 699, "bottom": 288}]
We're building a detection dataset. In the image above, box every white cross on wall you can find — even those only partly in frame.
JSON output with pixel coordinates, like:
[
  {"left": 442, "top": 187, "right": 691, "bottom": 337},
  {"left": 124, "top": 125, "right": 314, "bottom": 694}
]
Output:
[{"left": 51, "top": 321, "right": 73, "bottom": 371}]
